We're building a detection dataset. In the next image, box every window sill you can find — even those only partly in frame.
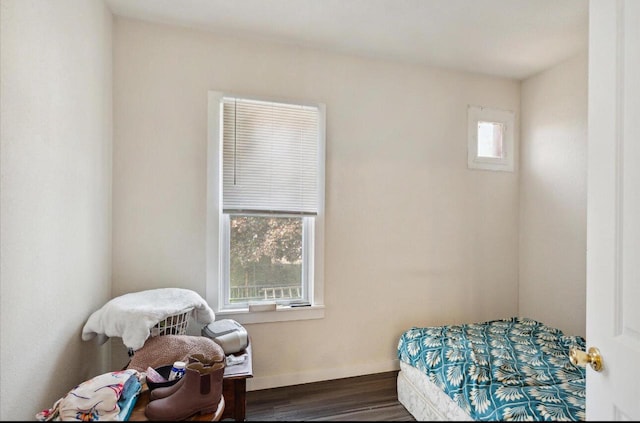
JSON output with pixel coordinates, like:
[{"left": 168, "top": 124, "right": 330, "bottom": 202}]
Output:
[
  {"left": 467, "top": 160, "right": 514, "bottom": 172},
  {"left": 214, "top": 304, "right": 325, "bottom": 324}
]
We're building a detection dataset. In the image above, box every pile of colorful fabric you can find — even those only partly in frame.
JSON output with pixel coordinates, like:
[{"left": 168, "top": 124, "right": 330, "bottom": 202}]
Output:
[{"left": 36, "top": 369, "right": 142, "bottom": 421}]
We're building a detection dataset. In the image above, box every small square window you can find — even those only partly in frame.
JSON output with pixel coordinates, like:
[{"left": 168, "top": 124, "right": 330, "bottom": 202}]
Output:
[
  {"left": 468, "top": 106, "right": 515, "bottom": 172},
  {"left": 477, "top": 121, "right": 504, "bottom": 158}
]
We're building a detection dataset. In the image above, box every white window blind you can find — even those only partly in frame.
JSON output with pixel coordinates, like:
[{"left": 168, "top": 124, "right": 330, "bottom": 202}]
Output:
[{"left": 222, "top": 97, "right": 320, "bottom": 215}]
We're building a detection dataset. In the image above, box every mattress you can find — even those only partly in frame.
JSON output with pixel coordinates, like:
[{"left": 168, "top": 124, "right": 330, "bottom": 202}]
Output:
[
  {"left": 398, "top": 360, "right": 473, "bottom": 421},
  {"left": 397, "top": 317, "right": 586, "bottom": 421}
]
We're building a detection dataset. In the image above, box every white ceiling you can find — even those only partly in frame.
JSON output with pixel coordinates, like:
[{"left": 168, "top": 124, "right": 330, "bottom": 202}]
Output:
[{"left": 104, "top": 0, "right": 588, "bottom": 81}]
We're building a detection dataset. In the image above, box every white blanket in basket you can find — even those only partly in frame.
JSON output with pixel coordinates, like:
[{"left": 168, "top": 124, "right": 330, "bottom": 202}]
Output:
[{"left": 81, "top": 288, "right": 215, "bottom": 350}]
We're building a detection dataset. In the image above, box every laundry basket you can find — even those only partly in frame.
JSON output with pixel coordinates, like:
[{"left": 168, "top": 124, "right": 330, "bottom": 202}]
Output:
[
  {"left": 126, "top": 307, "right": 194, "bottom": 357},
  {"left": 150, "top": 307, "right": 193, "bottom": 337}
]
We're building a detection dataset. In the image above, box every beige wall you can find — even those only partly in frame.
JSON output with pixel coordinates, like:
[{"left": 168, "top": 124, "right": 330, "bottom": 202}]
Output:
[
  {"left": 519, "top": 53, "right": 588, "bottom": 338},
  {"left": 0, "top": 0, "right": 113, "bottom": 420},
  {"left": 112, "top": 17, "right": 520, "bottom": 389}
]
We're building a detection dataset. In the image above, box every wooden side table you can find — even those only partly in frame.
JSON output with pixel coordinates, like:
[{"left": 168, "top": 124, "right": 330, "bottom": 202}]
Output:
[{"left": 221, "top": 342, "right": 253, "bottom": 421}]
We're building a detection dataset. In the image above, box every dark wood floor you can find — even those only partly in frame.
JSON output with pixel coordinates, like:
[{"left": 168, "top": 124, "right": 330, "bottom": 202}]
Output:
[{"left": 244, "top": 370, "right": 416, "bottom": 421}]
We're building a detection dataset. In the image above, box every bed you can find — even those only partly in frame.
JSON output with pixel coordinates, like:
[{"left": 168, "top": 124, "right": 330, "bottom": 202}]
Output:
[{"left": 396, "top": 317, "right": 586, "bottom": 421}]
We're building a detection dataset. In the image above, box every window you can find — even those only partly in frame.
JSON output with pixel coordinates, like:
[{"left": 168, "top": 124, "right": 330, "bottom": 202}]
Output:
[
  {"left": 206, "top": 92, "right": 325, "bottom": 324},
  {"left": 467, "top": 105, "right": 515, "bottom": 172}
]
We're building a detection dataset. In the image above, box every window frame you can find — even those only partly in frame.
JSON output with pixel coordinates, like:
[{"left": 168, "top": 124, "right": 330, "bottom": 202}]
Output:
[
  {"left": 467, "top": 105, "right": 515, "bottom": 172},
  {"left": 206, "top": 91, "right": 325, "bottom": 324}
]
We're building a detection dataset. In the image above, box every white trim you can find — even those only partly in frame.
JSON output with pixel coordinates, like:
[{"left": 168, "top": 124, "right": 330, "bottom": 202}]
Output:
[
  {"left": 216, "top": 304, "right": 325, "bottom": 325},
  {"left": 314, "top": 103, "right": 326, "bottom": 308},
  {"left": 247, "top": 358, "right": 400, "bottom": 391},
  {"left": 467, "top": 105, "right": 515, "bottom": 172},
  {"left": 206, "top": 91, "right": 224, "bottom": 310}
]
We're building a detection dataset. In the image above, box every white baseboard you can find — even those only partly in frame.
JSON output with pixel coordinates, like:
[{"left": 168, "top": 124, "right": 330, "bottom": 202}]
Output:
[{"left": 246, "top": 358, "right": 401, "bottom": 391}]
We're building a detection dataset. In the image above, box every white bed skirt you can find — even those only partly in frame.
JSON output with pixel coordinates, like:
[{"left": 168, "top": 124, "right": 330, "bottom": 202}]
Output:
[{"left": 397, "top": 361, "right": 473, "bottom": 421}]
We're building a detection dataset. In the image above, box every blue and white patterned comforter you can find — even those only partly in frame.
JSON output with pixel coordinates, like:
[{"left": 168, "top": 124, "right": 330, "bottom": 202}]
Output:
[{"left": 397, "top": 317, "right": 586, "bottom": 421}]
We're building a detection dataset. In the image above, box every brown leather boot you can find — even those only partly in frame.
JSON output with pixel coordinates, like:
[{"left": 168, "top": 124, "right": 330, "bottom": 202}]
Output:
[
  {"left": 144, "top": 362, "right": 225, "bottom": 421},
  {"left": 188, "top": 353, "right": 225, "bottom": 367},
  {"left": 149, "top": 354, "right": 225, "bottom": 401}
]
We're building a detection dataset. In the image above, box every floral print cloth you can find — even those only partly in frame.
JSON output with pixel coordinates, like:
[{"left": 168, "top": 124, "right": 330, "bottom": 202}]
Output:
[
  {"left": 36, "top": 369, "right": 142, "bottom": 421},
  {"left": 397, "top": 317, "right": 586, "bottom": 421}
]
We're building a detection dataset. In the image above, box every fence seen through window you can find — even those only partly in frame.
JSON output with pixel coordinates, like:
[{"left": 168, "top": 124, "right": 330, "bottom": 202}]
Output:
[{"left": 229, "top": 215, "right": 303, "bottom": 303}]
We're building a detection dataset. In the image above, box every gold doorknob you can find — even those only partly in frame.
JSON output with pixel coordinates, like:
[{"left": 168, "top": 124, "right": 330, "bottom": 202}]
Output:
[{"left": 570, "top": 346, "right": 603, "bottom": 372}]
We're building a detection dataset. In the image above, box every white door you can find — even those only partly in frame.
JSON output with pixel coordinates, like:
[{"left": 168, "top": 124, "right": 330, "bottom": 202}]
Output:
[{"left": 586, "top": 0, "right": 640, "bottom": 420}]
